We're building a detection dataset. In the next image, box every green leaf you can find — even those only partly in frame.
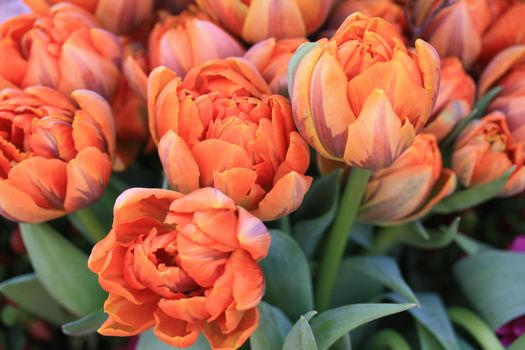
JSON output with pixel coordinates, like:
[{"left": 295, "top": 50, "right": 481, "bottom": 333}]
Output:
[
  {"left": 20, "top": 223, "right": 106, "bottom": 316},
  {"left": 250, "top": 302, "right": 292, "bottom": 350},
  {"left": 454, "top": 233, "right": 494, "bottom": 256},
  {"left": 389, "top": 293, "right": 460, "bottom": 350},
  {"left": 283, "top": 312, "right": 318, "bottom": 350},
  {"left": 433, "top": 167, "right": 513, "bottom": 214},
  {"left": 372, "top": 218, "right": 460, "bottom": 253},
  {"left": 417, "top": 322, "right": 445, "bottom": 350},
  {"left": 364, "top": 329, "right": 411, "bottom": 350},
  {"left": 454, "top": 251, "right": 525, "bottom": 329},
  {"left": 447, "top": 307, "right": 504, "bottom": 350},
  {"left": 137, "top": 331, "right": 210, "bottom": 350},
  {"left": 310, "top": 303, "right": 415, "bottom": 350},
  {"left": 509, "top": 333, "right": 525, "bottom": 350},
  {"left": 0, "top": 273, "right": 73, "bottom": 325},
  {"left": 62, "top": 310, "right": 107, "bottom": 337},
  {"left": 292, "top": 170, "right": 342, "bottom": 257},
  {"left": 347, "top": 256, "right": 418, "bottom": 306},
  {"left": 261, "top": 230, "right": 314, "bottom": 321},
  {"left": 332, "top": 259, "right": 383, "bottom": 307}
]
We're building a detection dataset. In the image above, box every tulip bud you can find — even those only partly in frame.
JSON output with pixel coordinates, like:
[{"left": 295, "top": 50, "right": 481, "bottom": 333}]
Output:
[
  {"left": 149, "top": 12, "right": 245, "bottom": 77},
  {"left": 478, "top": 46, "right": 525, "bottom": 142},
  {"left": 244, "top": 37, "right": 307, "bottom": 94},
  {"left": 196, "top": 0, "right": 336, "bottom": 43},
  {"left": 0, "top": 87, "right": 115, "bottom": 223},
  {"left": 359, "top": 134, "right": 456, "bottom": 225},
  {"left": 452, "top": 112, "right": 525, "bottom": 197},
  {"left": 23, "top": 0, "right": 154, "bottom": 34},
  {"left": 423, "top": 57, "right": 475, "bottom": 141},
  {"left": 289, "top": 12, "right": 440, "bottom": 171}
]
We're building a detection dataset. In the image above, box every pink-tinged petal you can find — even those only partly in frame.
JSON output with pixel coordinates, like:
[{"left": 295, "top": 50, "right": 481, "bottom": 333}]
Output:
[
  {"left": 0, "top": 179, "right": 65, "bottom": 223},
  {"left": 251, "top": 171, "right": 312, "bottom": 221},
  {"left": 157, "top": 26, "right": 192, "bottom": 76},
  {"left": 123, "top": 56, "right": 148, "bottom": 101},
  {"left": 153, "top": 309, "right": 201, "bottom": 349},
  {"left": 158, "top": 131, "right": 200, "bottom": 194},
  {"left": 25, "top": 86, "right": 76, "bottom": 110},
  {"left": 113, "top": 187, "right": 182, "bottom": 227},
  {"left": 193, "top": 209, "right": 239, "bottom": 248},
  {"left": 7, "top": 157, "right": 67, "bottom": 210},
  {"left": 236, "top": 207, "right": 271, "bottom": 261},
  {"left": 414, "top": 39, "right": 441, "bottom": 130},
  {"left": 191, "top": 139, "right": 252, "bottom": 187},
  {"left": 478, "top": 46, "right": 525, "bottom": 97},
  {"left": 22, "top": 38, "right": 59, "bottom": 89},
  {"left": 344, "top": 89, "right": 416, "bottom": 171},
  {"left": 98, "top": 294, "right": 157, "bottom": 336},
  {"left": 424, "top": 100, "right": 471, "bottom": 142},
  {"left": 167, "top": 188, "right": 236, "bottom": 215},
  {"left": 147, "top": 66, "right": 180, "bottom": 143},
  {"left": 230, "top": 249, "right": 265, "bottom": 311},
  {"left": 188, "top": 19, "right": 245, "bottom": 63},
  {"left": 71, "top": 89, "right": 116, "bottom": 158},
  {"left": 204, "top": 307, "right": 259, "bottom": 350},
  {"left": 158, "top": 296, "right": 210, "bottom": 323},
  {"left": 471, "top": 152, "right": 513, "bottom": 187},
  {"left": 212, "top": 168, "right": 261, "bottom": 209},
  {"left": 64, "top": 147, "right": 112, "bottom": 212},
  {"left": 309, "top": 50, "right": 356, "bottom": 158},
  {"left": 503, "top": 166, "right": 525, "bottom": 197}
]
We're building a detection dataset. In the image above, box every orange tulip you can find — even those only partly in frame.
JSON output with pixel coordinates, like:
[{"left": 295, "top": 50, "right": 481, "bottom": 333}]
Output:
[
  {"left": 478, "top": 46, "right": 525, "bottom": 142},
  {"left": 423, "top": 57, "right": 475, "bottom": 141},
  {"left": 416, "top": 0, "right": 512, "bottom": 68},
  {"left": 359, "top": 134, "right": 456, "bottom": 225},
  {"left": 0, "top": 86, "right": 115, "bottom": 223},
  {"left": 88, "top": 187, "right": 271, "bottom": 350},
  {"left": 244, "top": 37, "right": 308, "bottom": 94},
  {"left": 149, "top": 12, "right": 245, "bottom": 77},
  {"left": 289, "top": 13, "right": 440, "bottom": 171},
  {"left": 0, "top": 4, "right": 122, "bottom": 99},
  {"left": 195, "top": 0, "right": 336, "bottom": 43},
  {"left": 452, "top": 112, "right": 525, "bottom": 197},
  {"left": 323, "top": 0, "right": 406, "bottom": 38},
  {"left": 23, "top": 0, "right": 154, "bottom": 34},
  {"left": 480, "top": 3, "right": 525, "bottom": 64},
  {"left": 148, "top": 58, "right": 312, "bottom": 221}
]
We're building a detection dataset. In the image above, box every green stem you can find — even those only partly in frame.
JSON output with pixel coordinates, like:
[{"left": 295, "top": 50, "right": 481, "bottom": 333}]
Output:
[
  {"left": 278, "top": 216, "right": 292, "bottom": 235},
  {"left": 68, "top": 208, "right": 106, "bottom": 244},
  {"left": 315, "top": 168, "right": 371, "bottom": 311},
  {"left": 447, "top": 307, "right": 505, "bottom": 350},
  {"left": 364, "top": 329, "right": 412, "bottom": 350}
]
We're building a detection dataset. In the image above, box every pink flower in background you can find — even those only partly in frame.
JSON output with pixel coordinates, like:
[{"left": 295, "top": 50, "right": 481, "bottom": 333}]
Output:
[
  {"left": 496, "top": 235, "right": 525, "bottom": 346},
  {"left": 0, "top": 0, "right": 29, "bottom": 22}
]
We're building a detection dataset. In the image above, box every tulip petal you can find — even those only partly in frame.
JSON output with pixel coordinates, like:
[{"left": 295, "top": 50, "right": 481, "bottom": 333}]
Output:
[
  {"left": 212, "top": 167, "right": 261, "bottom": 209},
  {"left": 414, "top": 39, "right": 441, "bottom": 130},
  {"left": 478, "top": 46, "right": 525, "bottom": 97},
  {"left": 64, "top": 147, "right": 112, "bottom": 211},
  {"left": 123, "top": 56, "right": 148, "bottom": 101},
  {"left": 274, "top": 132, "right": 311, "bottom": 182},
  {"left": 153, "top": 309, "right": 201, "bottom": 349},
  {"left": 230, "top": 250, "right": 265, "bottom": 311},
  {"left": 168, "top": 188, "right": 236, "bottom": 215},
  {"left": 204, "top": 307, "right": 259, "bottom": 350},
  {"left": 251, "top": 171, "right": 312, "bottom": 221},
  {"left": 236, "top": 207, "right": 271, "bottom": 261},
  {"left": 504, "top": 166, "right": 525, "bottom": 197},
  {"left": 344, "top": 89, "right": 416, "bottom": 171},
  {"left": 159, "top": 296, "right": 210, "bottom": 323},
  {"left": 158, "top": 131, "right": 200, "bottom": 194},
  {"left": 99, "top": 294, "right": 157, "bottom": 336}
]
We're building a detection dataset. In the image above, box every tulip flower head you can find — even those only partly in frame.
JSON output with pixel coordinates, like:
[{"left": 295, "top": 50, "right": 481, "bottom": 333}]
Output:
[
  {"left": 453, "top": 112, "right": 525, "bottom": 197},
  {"left": 289, "top": 12, "right": 440, "bottom": 171},
  {"left": 89, "top": 187, "right": 271, "bottom": 350},
  {"left": 22, "top": 0, "right": 154, "bottom": 34},
  {"left": 0, "top": 3, "right": 122, "bottom": 99},
  {"left": 148, "top": 58, "right": 312, "bottom": 221},
  {"left": 359, "top": 134, "right": 456, "bottom": 225},
  {"left": 423, "top": 57, "right": 475, "bottom": 141},
  {"left": 244, "top": 37, "right": 308, "bottom": 94},
  {"left": 478, "top": 46, "right": 525, "bottom": 142},
  {"left": 196, "top": 0, "right": 336, "bottom": 43},
  {"left": 0, "top": 87, "right": 115, "bottom": 223}
]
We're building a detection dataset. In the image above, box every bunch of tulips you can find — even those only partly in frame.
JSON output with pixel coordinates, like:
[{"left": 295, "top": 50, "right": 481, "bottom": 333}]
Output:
[{"left": 1, "top": 0, "right": 525, "bottom": 349}]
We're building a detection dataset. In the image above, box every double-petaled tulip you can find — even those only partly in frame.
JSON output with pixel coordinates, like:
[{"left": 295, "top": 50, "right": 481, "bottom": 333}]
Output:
[
  {"left": 0, "top": 87, "right": 115, "bottom": 223},
  {"left": 288, "top": 12, "right": 440, "bottom": 171},
  {"left": 148, "top": 58, "right": 312, "bottom": 221},
  {"left": 22, "top": 0, "right": 154, "bottom": 34},
  {"left": 149, "top": 11, "right": 245, "bottom": 77},
  {"left": 359, "top": 134, "right": 456, "bottom": 225},
  {"left": 195, "top": 0, "right": 336, "bottom": 43},
  {"left": 322, "top": 0, "right": 406, "bottom": 38},
  {"left": 452, "top": 112, "right": 525, "bottom": 197},
  {"left": 423, "top": 57, "right": 475, "bottom": 141},
  {"left": 478, "top": 46, "right": 525, "bottom": 142},
  {"left": 88, "top": 187, "right": 271, "bottom": 349},
  {"left": 244, "top": 37, "right": 307, "bottom": 94},
  {"left": 0, "top": 3, "right": 122, "bottom": 99},
  {"left": 416, "top": 0, "right": 512, "bottom": 68}
]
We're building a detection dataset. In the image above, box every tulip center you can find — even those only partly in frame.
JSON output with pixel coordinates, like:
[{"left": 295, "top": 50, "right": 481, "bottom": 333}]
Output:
[{"left": 154, "top": 248, "right": 178, "bottom": 267}]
